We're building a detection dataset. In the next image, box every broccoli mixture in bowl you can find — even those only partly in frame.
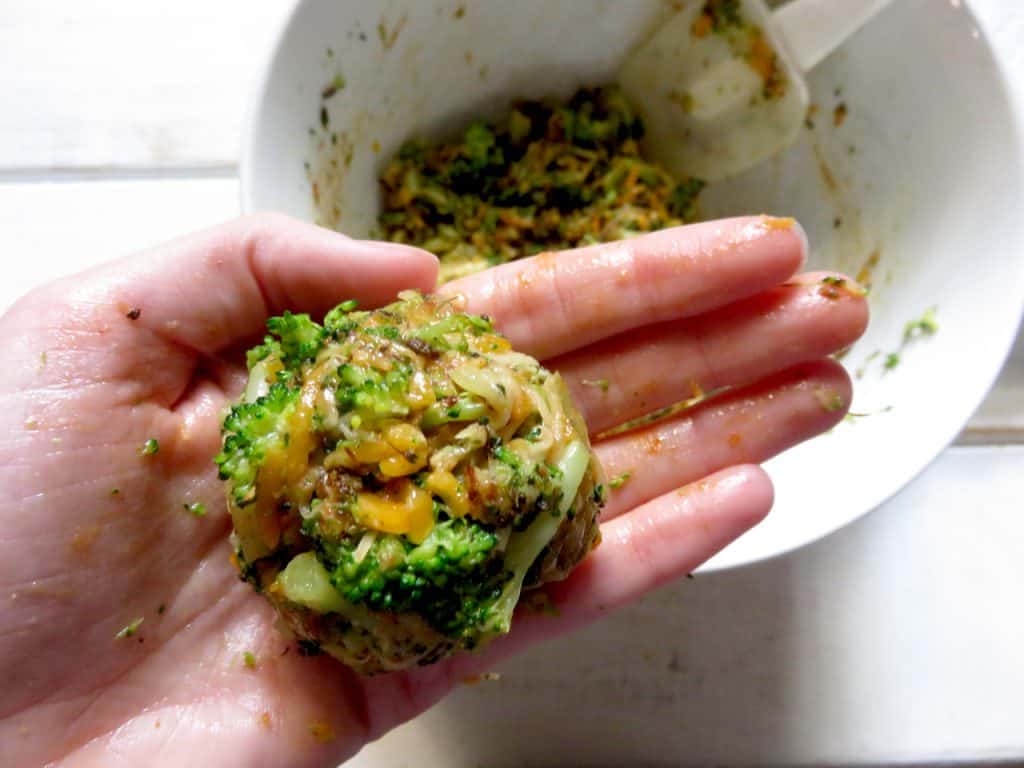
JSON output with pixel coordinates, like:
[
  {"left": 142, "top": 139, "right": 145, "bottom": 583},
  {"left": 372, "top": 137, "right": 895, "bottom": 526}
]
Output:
[
  {"left": 216, "top": 292, "right": 605, "bottom": 674},
  {"left": 378, "top": 86, "right": 705, "bottom": 282}
]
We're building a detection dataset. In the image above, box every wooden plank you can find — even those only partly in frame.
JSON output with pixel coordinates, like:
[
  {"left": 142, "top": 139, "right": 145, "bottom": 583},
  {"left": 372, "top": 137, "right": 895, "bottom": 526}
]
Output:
[
  {"left": 0, "top": 0, "right": 286, "bottom": 172},
  {"left": 351, "top": 445, "right": 1024, "bottom": 768},
  {"left": 958, "top": 326, "right": 1024, "bottom": 444},
  {"left": 0, "top": 178, "right": 238, "bottom": 310}
]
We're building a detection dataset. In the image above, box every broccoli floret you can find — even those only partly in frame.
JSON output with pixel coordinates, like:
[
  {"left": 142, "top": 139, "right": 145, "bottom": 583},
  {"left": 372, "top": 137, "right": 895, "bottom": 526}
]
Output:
[
  {"left": 441, "top": 122, "right": 505, "bottom": 188},
  {"left": 215, "top": 382, "right": 300, "bottom": 506},
  {"left": 266, "top": 311, "right": 326, "bottom": 368},
  {"left": 462, "top": 122, "right": 501, "bottom": 170},
  {"left": 668, "top": 177, "right": 706, "bottom": 220},
  {"left": 247, "top": 311, "right": 327, "bottom": 370},
  {"left": 319, "top": 519, "right": 507, "bottom": 639},
  {"left": 323, "top": 300, "right": 361, "bottom": 336},
  {"left": 334, "top": 362, "right": 412, "bottom": 421}
]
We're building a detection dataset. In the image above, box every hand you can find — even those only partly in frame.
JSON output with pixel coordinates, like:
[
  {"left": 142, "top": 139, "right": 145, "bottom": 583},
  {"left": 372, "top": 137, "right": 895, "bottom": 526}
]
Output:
[{"left": 0, "top": 214, "right": 866, "bottom": 767}]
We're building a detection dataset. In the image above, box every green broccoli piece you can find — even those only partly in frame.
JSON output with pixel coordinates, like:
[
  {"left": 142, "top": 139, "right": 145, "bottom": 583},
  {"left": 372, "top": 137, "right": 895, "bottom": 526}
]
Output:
[
  {"left": 668, "top": 178, "right": 706, "bottom": 219},
  {"left": 265, "top": 312, "right": 326, "bottom": 368},
  {"left": 462, "top": 122, "right": 500, "bottom": 169},
  {"left": 333, "top": 362, "right": 412, "bottom": 421},
  {"left": 323, "top": 300, "right": 361, "bottom": 334},
  {"left": 246, "top": 311, "right": 326, "bottom": 370},
  {"left": 318, "top": 519, "right": 507, "bottom": 639},
  {"left": 215, "top": 382, "right": 300, "bottom": 506}
]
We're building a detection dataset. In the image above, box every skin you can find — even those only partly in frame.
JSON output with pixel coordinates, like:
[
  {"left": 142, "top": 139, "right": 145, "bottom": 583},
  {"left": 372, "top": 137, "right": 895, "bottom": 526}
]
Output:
[{"left": 0, "top": 213, "right": 867, "bottom": 767}]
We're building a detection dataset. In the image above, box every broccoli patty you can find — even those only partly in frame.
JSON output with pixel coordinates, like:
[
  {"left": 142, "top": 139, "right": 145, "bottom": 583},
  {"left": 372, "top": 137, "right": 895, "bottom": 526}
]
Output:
[{"left": 216, "top": 292, "right": 605, "bottom": 674}]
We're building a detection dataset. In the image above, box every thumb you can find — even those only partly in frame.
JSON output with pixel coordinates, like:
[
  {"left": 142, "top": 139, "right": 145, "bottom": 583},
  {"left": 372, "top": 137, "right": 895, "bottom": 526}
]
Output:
[{"left": 8, "top": 213, "right": 439, "bottom": 358}]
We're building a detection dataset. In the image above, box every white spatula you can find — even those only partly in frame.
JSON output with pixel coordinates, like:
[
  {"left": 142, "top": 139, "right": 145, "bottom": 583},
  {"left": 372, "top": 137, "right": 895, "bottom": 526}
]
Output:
[{"left": 619, "top": 0, "right": 893, "bottom": 182}]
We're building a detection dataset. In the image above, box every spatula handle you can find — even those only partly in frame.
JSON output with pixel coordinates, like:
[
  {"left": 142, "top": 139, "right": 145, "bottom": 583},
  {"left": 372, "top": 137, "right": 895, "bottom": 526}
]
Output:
[{"left": 771, "top": 0, "right": 895, "bottom": 72}]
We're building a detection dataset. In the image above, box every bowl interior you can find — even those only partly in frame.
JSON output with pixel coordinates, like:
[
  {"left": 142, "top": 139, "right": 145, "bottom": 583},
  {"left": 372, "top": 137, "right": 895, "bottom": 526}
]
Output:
[{"left": 243, "top": 0, "right": 1024, "bottom": 569}]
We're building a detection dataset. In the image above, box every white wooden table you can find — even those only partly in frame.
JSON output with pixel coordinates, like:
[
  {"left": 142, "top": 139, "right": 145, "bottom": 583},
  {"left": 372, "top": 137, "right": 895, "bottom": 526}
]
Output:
[{"left": 2, "top": 2, "right": 1021, "bottom": 766}]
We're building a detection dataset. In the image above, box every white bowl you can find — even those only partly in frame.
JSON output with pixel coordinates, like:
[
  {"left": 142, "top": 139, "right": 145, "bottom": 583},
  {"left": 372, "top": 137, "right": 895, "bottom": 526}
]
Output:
[{"left": 242, "top": 0, "right": 1024, "bottom": 570}]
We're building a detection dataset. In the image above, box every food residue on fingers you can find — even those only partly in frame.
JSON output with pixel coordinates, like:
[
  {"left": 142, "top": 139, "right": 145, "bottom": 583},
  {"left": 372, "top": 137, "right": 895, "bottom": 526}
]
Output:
[
  {"left": 462, "top": 671, "right": 502, "bottom": 685},
  {"left": 582, "top": 378, "right": 610, "bottom": 392},
  {"left": 243, "top": 651, "right": 257, "bottom": 669},
  {"left": 642, "top": 433, "right": 664, "bottom": 455},
  {"left": 814, "top": 388, "right": 845, "bottom": 413},
  {"left": 69, "top": 526, "right": 102, "bottom": 556},
  {"left": 125, "top": 307, "right": 142, "bottom": 320},
  {"left": 115, "top": 617, "right": 144, "bottom": 640},
  {"left": 183, "top": 502, "right": 207, "bottom": 517},
  {"left": 139, "top": 438, "right": 160, "bottom": 456},
  {"left": 608, "top": 471, "right": 632, "bottom": 490},
  {"left": 761, "top": 215, "right": 795, "bottom": 231},
  {"left": 817, "top": 275, "right": 866, "bottom": 300},
  {"left": 726, "top": 432, "right": 743, "bottom": 449},
  {"left": 259, "top": 712, "right": 272, "bottom": 729},
  {"left": 309, "top": 720, "right": 336, "bottom": 744}
]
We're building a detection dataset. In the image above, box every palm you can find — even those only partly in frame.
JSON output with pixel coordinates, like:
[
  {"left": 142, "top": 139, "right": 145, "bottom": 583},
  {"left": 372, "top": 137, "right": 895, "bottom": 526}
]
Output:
[{"left": 0, "top": 215, "right": 865, "bottom": 768}]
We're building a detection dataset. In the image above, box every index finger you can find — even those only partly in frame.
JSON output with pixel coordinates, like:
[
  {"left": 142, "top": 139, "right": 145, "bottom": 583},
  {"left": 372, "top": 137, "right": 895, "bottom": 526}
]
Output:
[{"left": 440, "top": 216, "right": 806, "bottom": 360}]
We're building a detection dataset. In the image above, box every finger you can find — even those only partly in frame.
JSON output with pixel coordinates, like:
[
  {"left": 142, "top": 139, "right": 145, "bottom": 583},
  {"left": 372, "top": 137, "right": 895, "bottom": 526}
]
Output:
[
  {"left": 390, "top": 464, "right": 773, "bottom": 710},
  {"left": 39, "top": 213, "right": 439, "bottom": 356},
  {"left": 595, "top": 359, "right": 851, "bottom": 520},
  {"left": 558, "top": 272, "right": 868, "bottom": 433},
  {"left": 441, "top": 215, "right": 806, "bottom": 360}
]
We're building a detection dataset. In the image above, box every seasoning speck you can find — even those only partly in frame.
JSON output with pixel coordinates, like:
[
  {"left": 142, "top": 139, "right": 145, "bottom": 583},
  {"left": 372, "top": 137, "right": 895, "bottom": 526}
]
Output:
[
  {"left": 110, "top": 488, "right": 120, "bottom": 496},
  {"left": 125, "top": 307, "right": 141, "bottom": 320},
  {"left": 461, "top": 671, "right": 501, "bottom": 685},
  {"left": 157, "top": 603, "right": 166, "bottom": 615},
  {"left": 608, "top": 472, "right": 632, "bottom": 490},
  {"left": 883, "top": 352, "right": 901, "bottom": 372},
  {"left": 903, "top": 306, "right": 939, "bottom": 345},
  {"left": 320, "top": 106, "right": 329, "bottom": 129},
  {"left": 243, "top": 651, "right": 257, "bottom": 669},
  {"left": 140, "top": 438, "right": 160, "bottom": 456},
  {"left": 833, "top": 102, "right": 848, "bottom": 127},
  {"left": 116, "top": 617, "right": 144, "bottom": 639},
  {"left": 321, "top": 74, "right": 346, "bottom": 100},
  {"left": 183, "top": 502, "right": 206, "bottom": 517}
]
